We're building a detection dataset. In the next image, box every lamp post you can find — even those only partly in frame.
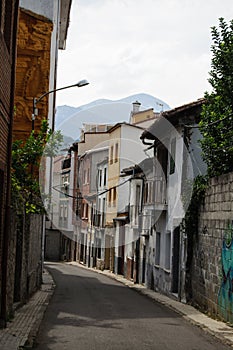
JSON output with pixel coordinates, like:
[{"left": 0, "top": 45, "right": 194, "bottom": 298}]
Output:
[
  {"left": 32, "top": 79, "right": 89, "bottom": 131},
  {"left": 32, "top": 79, "right": 89, "bottom": 265}
]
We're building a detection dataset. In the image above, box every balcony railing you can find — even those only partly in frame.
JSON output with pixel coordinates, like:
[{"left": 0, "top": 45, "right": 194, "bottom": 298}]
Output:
[
  {"left": 154, "top": 177, "right": 167, "bottom": 205},
  {"left": 144, "top": 178, "right": 167, "bottom": 206}
]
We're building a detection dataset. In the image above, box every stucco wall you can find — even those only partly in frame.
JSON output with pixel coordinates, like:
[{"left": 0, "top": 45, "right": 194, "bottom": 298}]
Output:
[{"left": 191, "top": 172, "right": 233, "bottom": 323}]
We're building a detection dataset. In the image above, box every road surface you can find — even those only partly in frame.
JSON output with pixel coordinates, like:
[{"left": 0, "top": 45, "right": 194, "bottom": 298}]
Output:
[{"left": 35, "top": 262, "right": 232, "bottom": 350}]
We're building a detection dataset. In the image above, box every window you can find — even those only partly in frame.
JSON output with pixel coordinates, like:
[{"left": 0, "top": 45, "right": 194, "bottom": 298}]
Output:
[
  {"left": 98, "top": 198, "right": 101, "bottom": 213},
  {"left": 99, "top": 169, "right": 102, "bottom": 187},
  {"left": 97, "top": 238, "right": 101, "bottom": 259},
  {"left": 135, "top": 185, "right": 141, "bottom": 224},
  {"left": 144, "top": 181, "right": 154, "bottom": 204},
  {"left": 170, "top": 138, "right": 176, "bottom": 174},
  {"left": 144, "top": 182, "right": 149, "bottom": 203},
  {"left": 165, "top": 231, "right": 171, "bottom": 270},
  {"left": 108, "top": 189, "right": 112, "bottom": 206},
  {"left": 102, "top": 198, "right": 106, "bottom": 226},
  {"left": 64, "top": 205, "right": 68, "bottom": 221},
  {"left": 112, "top": 187, "right": 117, "bottom": 206},
  {"left": 115, "top": 143, "right": 119, "bottom": 162},
  {"left": 59, "top": 204, "right": 63, "bottom": 218},
  {"left": 110, "top": 145, "right": 114, "bottom": 164},
  {"left": 149, "top": 181, "right": 154, "bottom": 203},
  {"left": 155, "top": 232, "right": 161, "bottom": 265},
  {"left": 83, "top": 170, "right": 87, "bottom": 184},
  {"left": 85, "top": 203, "right": 89, "bottom": 219},
  {"left": 82, "top": 201, "right": 89, "bottom": 219},
  {"left": 81, "top": 202, "right": 85, "bottom": 217},
  {"left": 103, "top": 167, "right": 107, "bottom": 186}
]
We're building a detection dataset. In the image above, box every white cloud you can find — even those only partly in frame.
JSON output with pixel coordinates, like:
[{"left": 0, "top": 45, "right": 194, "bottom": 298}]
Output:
[{"left": 56, "top": 0, "right": 233, "bottom": 108}]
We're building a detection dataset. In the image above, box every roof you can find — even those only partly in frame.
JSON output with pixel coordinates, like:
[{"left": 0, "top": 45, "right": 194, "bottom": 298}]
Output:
[
  {"left": 121, "top": 158, "right": 154, "bottom": 177},
  {"left": 141, "top": 98, "right": 205, "bottom": 141},
  {"left": 59, "top": 0, "right": 72, "bottom": 49},
  {"left": 80, "top": 146, "right": 109, "bottom": 159},
  {"left": 107, "top": 122, "right": 144, "bottom": 134},
  {"left": 131, "top": 107, "right": 154, "bottom": 115}
]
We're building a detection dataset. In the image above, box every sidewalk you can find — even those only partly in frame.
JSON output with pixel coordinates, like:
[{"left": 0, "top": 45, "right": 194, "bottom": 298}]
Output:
[
  {"left": 69, "top": 261, "right": 233, "bottom": 348},
  {"left": 0, "top": 269, "right": 55, "bottom": 350}
]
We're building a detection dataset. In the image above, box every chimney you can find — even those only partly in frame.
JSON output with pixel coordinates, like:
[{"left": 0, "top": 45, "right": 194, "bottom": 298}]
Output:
[{"left": 132, "top": 100, "right": 141, "bottom": 113}]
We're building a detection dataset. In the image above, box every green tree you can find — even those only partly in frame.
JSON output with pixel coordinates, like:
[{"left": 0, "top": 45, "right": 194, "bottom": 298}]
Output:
[
  {"left": 11, "top": 120, "right": 63, "bottom": 213},
  {"left": 200, "top": 18, "right": 233, "bottom": 177}
]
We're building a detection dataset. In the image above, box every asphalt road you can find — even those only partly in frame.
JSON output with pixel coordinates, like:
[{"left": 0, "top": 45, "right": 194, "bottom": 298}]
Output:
[{"left": 34, "top": 262, "right": 232, "bottom": 350}]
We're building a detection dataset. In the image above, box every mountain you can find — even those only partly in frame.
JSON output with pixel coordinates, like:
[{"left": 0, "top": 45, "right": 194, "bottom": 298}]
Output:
[{"left": 55, "top": 93, "right": 170, "bottom": 141}]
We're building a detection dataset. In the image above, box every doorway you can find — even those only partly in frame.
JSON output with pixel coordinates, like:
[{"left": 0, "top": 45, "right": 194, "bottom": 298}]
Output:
[{"left": 172, "top": 226, "right": 180, "bottom": 293}]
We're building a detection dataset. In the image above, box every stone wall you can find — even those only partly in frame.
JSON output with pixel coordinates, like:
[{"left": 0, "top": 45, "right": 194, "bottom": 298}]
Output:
[
  {"left": 6, "top": 212, "right": 43, "bottom": 320},
  {"left": 191, "top": 172, "right": 233, "bottom": 323}
]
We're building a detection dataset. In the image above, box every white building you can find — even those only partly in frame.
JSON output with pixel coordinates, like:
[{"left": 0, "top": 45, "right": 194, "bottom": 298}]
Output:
[{"left": 140, "top": 99, "right": 206, "bottom": 299}]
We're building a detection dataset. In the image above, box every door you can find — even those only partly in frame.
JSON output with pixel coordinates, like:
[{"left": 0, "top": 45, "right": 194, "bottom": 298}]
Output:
[
  {"left": 118, "top": 224, "right": 125, "bottom": 275},
  {"left": 172, "top": 226, "right": 180, "bottom": 293}
]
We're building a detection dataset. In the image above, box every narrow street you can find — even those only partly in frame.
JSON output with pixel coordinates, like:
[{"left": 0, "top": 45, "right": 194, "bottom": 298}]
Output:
[{"left": 34, "top": 263, "right": 231, "bottom": 350}]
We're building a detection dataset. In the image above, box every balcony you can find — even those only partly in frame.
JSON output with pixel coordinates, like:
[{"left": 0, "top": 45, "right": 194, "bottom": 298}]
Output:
[
  {"left": 154, "top": 177, "right": 167, "bottom": 210},
  {"left": 144, "top": 178, "right": 167, "bottom": 210}
]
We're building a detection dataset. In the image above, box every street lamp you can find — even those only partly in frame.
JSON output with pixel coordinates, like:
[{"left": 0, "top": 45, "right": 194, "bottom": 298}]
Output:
[
  {"left": 32, "top": 79, "right": 89, "bottom": 131},
  {"left": 31, "top": 79, "right": 89, "bottom": 252}
]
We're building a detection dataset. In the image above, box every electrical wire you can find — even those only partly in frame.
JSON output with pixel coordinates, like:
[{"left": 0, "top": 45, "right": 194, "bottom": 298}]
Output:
[
  {"left": 52, "top": 186, "right": 83, "bottom": 199},
  {"left": 184, "top": 113, "right": 233, "bottom": 129},
  {"left": 52, "top": 176, "right": 131, "bottom": 200}
]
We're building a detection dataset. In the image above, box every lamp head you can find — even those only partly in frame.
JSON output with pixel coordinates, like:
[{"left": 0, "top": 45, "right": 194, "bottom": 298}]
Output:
[{"left": 76, "top": 79, "right": 89, "bottom": 87}]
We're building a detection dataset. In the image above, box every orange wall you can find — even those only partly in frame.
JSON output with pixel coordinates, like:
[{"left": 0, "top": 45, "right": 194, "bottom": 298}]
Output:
[{"left": 13, "top": 8, "right": 53, "bottom": 141}]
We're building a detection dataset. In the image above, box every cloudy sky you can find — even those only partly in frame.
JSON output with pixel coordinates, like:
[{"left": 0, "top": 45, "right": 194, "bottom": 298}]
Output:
[{"left": 56, "top": 0, "right": 233, "bottom": 109}]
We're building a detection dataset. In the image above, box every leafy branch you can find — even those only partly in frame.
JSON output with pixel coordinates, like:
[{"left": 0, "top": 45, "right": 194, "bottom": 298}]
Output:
[
  {"left": 199, "top": 18, "right": 233, "bottom": 177},
  {"left": 11, "top": 120, "right": 63, "bottom": 213}
]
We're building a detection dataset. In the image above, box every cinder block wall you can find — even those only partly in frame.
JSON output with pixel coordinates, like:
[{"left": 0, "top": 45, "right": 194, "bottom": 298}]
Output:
[
  {"left": 191, "top": 172, "right": 233, "bottom": 323},
  {"left": 8, "top": 212, "right": 43, "bottom": 318}
]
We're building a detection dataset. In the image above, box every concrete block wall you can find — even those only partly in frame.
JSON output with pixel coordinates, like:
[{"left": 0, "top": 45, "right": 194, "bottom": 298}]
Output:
[
  {"left": 6, "top": 212, "right": 17, "bottom": 319},
  {"left": 28, "top": 214, "right": 43, "bottom": 295},
  {"left": 191, "top": 172, "right": 233, "bottom": 323},
  {"left": 6, "top": 212, "right": 43, "bottom": 320}
]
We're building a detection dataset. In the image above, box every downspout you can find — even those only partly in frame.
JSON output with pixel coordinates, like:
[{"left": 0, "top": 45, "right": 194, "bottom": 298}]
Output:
[{"left": 0, "top": 0, "right": 19, "bottom": 327}]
